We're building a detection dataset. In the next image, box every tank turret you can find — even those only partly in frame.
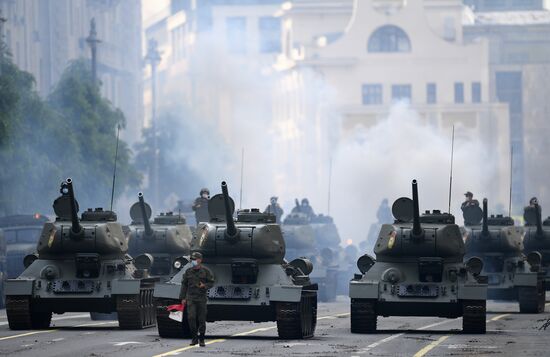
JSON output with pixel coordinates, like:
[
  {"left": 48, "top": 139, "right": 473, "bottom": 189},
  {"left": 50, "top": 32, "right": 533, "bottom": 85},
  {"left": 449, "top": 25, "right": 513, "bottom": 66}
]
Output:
[{"left": 127, "top": 192, "right": 192, "bottom": 278}]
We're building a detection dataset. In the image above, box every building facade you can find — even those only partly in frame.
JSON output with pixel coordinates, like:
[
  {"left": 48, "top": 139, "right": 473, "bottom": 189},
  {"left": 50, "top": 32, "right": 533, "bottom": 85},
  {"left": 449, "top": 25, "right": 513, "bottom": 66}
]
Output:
[{"left": 0, "top": 0, "right": 143, "bottom": 141}]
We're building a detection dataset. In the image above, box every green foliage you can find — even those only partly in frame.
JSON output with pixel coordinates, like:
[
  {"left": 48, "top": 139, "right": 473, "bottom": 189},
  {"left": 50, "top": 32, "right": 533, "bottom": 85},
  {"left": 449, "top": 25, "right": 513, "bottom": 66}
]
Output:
[{"left": 0, "top": 58, "right": 140, "bottom": 215}]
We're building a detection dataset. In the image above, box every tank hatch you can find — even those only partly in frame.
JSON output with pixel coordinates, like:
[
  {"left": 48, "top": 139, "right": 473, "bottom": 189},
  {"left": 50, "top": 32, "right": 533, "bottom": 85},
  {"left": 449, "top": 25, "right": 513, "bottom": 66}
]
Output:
[
  {"left": 153, "top": 212, "right": 186, "bottom": 225},
  {"left": 487, "top": 214, "right": 514, "bottom": 226},
  {"left": 544, "top": 217, "right": 550, "bottom": 226},
  {"left": 419, "top": 210, "right": 455, "bottom": 224},
  {"left": 237, "top": 209, "right": 276, "bottom": 223},
  {"left": 81, "top": 208, "right": 117, "bottom": 222}
]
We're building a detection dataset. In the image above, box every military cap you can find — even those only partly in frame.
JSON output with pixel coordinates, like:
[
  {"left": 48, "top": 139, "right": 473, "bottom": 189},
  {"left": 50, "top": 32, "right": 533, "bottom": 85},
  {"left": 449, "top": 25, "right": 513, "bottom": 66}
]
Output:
[{"left": 191, "top": 252, "right": 203, "bottom": 260}]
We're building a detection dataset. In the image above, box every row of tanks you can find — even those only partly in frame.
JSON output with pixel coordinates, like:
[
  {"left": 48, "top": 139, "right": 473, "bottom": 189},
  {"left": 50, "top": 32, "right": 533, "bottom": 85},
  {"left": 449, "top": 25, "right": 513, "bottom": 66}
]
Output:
[
  {"left": 4, "top": 179, "right": 318, "bottom": 339},
  {"left": 3, "top": 178, "right": 548, "bottom": 338}
]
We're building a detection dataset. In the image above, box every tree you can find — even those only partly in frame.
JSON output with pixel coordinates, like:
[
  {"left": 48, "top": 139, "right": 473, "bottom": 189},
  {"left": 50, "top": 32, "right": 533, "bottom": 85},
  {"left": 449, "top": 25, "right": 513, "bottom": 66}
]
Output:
[{"left": 0, "top": 58, "right": 140, "bottom": 215}]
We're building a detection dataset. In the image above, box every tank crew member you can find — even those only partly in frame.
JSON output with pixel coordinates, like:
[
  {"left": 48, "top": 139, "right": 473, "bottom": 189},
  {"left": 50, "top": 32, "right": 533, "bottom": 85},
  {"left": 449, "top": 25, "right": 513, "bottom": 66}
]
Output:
[
  {"left": 180, "top": 252, "right": 215, "bottom": 347},
  {"left": 461, "top": 191, "right": 479, "bottom": 211},
  {"left": 192, "top": 188, "right": 210, "bottom": 224},
  {"left": 528, "top": 197, "right": 539, "bottom": 208},
  {"left": 264, "top": 196, "right": 284, "bottom": 223},
  {"left": 300, "top": 198, "right": 316, "bottom": 218}
]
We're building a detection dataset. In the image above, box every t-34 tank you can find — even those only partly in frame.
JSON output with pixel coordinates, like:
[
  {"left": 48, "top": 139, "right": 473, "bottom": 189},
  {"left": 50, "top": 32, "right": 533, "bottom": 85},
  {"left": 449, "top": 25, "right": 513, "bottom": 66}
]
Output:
[
  {"left": 350, "top": 180, "right": 487, "bottom": 333},
  {"left": 4, "top": 178, "right": 156, "bottom": 330},
  {"left": 463, "top": 199, "right": 544, "bottom": 313},
  {"left": 282, "top": 207, "right": 338, "bottom": 302},
  {"left": 523, "top": 203, "right": 550, "bottom": 291},
  {"left": 128, "top": 192, "right": 192, "bottom": 278},
  {"left": 154, "top": 181, "right": 318, "bottom": 339}
]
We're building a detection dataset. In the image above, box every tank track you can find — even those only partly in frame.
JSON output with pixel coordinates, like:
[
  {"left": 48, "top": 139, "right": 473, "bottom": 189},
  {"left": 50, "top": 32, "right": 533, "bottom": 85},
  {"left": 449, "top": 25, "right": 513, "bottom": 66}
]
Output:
[
  {"left": 350, "top": 298, "right": 377, "bottom": 333},
  {"left": 6, "top": 296, "right": 52, "bottom": 330},
  {"left": 155, "top": 298, "right": 191, "bottom": 338},
  {"left": 462, "top": 299, "right": 486, "bottom": 334},
  {"left": 518, "top": 276, "right": 545, "bottom": 313},
  {"left": 116, "top": 287, "right": 156, "bottom": 329},
  {"left": 276, "top": 291, "right": 317, "bottom": 339}
]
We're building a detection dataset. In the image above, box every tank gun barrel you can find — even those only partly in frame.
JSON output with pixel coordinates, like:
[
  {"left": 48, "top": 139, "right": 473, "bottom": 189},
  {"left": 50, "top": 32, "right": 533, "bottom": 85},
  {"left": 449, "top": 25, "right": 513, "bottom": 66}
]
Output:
[
  {"left": 221, "top": 181, "right": 238, "bottom": 239},
  {"left": 66, "top": 178, "right": 83, "bottom": 236},
  {"left": 411, "top": 179, "right": 424, "bottom": 239},
  {"left": 535, "top": 203, "right": 543, "bottom": 237},
  {"left": 482, "top": 198, "right": 489, "bottom": 237},
  {"left": 138, "top": 192, "right": 154, "bottom": 238}
]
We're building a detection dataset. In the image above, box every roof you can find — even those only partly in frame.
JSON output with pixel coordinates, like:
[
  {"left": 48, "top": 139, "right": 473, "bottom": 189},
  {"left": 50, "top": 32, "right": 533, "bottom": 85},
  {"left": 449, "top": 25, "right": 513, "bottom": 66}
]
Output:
[{"left": 464, "top": 10, "right": 550, "bottom": 26}]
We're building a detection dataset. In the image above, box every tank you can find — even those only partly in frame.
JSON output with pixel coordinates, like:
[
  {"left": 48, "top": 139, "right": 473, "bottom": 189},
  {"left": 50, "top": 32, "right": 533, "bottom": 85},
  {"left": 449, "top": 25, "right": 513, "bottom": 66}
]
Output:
[
  {"left": 154, "top": 181, "right": 318, "bottom": 339},
  {"left": 350, "top": 180, "right": 487, "bottom": 334},
  {"left": 463, "top": 199, "right": 545, "bottom": 313},
  {"left": 4, "top": 178, "right": 156, "bottom": 330},
  {"left": 523, "top": 203, "right": 550, "bottom": 291},
  {"left": 127, "top": 192, "right": 192, "bottom": 279},
  {"left": 282, "top": 209, "right": 338, "bottom": 302},
  {"left": 0, "top": 214, "right": 49, "bottom": 279}
]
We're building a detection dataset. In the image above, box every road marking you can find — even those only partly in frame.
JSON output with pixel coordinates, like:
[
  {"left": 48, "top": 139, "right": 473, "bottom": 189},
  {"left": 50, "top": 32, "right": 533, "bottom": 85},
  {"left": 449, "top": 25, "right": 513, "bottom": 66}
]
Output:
[
  {"left": 0, "top": 313, "right": 90, "bottom": 326},
  {"left": 488, "top": 313, "right": 510, "bottom": 322},
  {"left": 51, "top": 338, "right": 64, "bottom": 342},
  {"left": 74, "top": 321, "right": 118, "bottom": 327},
  {"left": 113, "top": 341, "right": 144, "bottom": 346},
  {"left": 0, "top": 330, "right": 58, "bottom": 341},
  {"left": 153, "top": 311, "right": 350, "bottom": 357},
  {"left": 412, "top": 335, "right": 450, "bottom": 357}
]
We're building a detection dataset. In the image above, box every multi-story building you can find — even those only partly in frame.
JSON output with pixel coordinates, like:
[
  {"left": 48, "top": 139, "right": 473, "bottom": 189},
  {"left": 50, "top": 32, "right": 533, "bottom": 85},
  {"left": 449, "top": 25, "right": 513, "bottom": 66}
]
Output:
[
  {"left": 0, "top": 0, "right": 143, "bottom": 141},
  {"left": 464, "top": 6, "right": 550, "bottom": 211}
]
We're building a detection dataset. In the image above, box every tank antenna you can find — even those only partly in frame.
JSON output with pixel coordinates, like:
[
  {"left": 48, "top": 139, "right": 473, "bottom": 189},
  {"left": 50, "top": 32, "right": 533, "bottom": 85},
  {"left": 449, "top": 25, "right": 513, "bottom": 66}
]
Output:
[
  {"left": 239, "top": 147, "right": 244, "bottom": 209},
  {"left": 327, "top": 157, "right": 333, "bottom": 216},
  {"left": 110, "top": 124, "right": 121, "bottom": 211},
  {"left": 508, "top": 145, "right": 514, "bottom": 217},
  {"left": 447, "top": 125, "right": 455, "bottom": 214}
]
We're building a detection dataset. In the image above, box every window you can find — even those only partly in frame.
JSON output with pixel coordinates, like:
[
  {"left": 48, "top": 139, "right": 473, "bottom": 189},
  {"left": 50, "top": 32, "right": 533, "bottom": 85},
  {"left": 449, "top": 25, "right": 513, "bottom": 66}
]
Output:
[
  {"left": 472, "top": 82, "right": 481, "bottom": 103},
  {"left": 226, "top": 17, "right": 246, "bottom": 54},
  {"left": 362, "top": 84, "right": 383, "bottom": 105},
  {"left": 259, "top": 17, "right": 281, "bottom": 53},
  {"left": 454, "top": 82, "right": 464, "bottom": 103},
  {"left": 426, "top": 83, "right": 437, "bottom": 104},
  {"left": 392, "top": 84, "right": 411, "bottom": 102},
  {"left": 368, "top": 25, "right": 411, "bottom": 53}
]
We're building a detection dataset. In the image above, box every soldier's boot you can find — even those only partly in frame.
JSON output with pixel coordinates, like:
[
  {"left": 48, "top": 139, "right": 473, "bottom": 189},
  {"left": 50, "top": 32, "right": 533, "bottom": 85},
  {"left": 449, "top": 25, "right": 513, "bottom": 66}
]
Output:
[
  {"left": 190, "top": 335, "right": 198, "bottom": 346},
  {"left": 199, "top": 334, "right": 205, "bottom": 347}
]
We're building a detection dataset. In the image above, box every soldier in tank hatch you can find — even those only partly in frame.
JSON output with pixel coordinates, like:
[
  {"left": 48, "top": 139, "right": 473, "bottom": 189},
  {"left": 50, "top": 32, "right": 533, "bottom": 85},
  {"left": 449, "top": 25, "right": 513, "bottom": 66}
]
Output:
[
  {"left": 461, "top": 191, "right": 480, "bottom": 211},
  {"left": 264, "top": 196, "right": 284, "bottom": 223},
  {"left": 180, "top": 252, "right": 215, "bottom": 347},
  {"left": 192, "top": 188, "right": 210, "bottom": 224},
  {"left": 291, "top": 198, "right": 316, "bottom": 218}
]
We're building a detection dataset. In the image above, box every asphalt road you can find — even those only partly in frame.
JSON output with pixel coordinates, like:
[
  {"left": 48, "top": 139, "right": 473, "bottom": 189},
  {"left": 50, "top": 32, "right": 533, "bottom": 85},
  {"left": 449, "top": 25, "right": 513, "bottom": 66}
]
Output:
[{"left": 0, "top": 295, "right": 549, "bottom": 357}]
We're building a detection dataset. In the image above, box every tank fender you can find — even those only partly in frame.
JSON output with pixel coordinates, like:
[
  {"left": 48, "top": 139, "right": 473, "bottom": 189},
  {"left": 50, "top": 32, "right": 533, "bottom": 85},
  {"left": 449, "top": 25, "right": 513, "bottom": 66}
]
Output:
[
  {"left": 269, "top": 285, "right": 302, "bottom": 302},
  {"left": 514, "top": 272, "right": 538, "bottom": 286},
  {"left": 153, "top": 282, "right": 181, "bottom": 300},
  {"left": 349, "top": 280, "right": 379, "bottom": 299},
  {"left": 5, "top": 279, "right": 34, "bottom": 296},
  {"left": 112, "top": 279, "right": 140, "bottom": 295},
  {"left": 457, "top": 283, "right": 487, "bottom": 300}
]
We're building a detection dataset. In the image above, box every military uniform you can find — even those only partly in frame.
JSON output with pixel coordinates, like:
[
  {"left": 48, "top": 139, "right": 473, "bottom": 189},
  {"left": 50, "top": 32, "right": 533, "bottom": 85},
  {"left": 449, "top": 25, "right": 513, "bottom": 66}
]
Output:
[
  {"left": 179, "top": 263, "right": 215, "bottom": 340},
  {"left": 264, "top": 203, "right": 284, "bottom": 223},
  {"left": 192, "top": 197, "right": 210, "bottom": 223}
]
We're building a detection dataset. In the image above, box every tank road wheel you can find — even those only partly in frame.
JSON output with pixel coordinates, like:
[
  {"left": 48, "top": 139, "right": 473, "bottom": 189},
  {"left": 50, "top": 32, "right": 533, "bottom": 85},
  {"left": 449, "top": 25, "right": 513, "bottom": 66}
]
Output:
[
  {"left": 519, "top": 277, "right": 545, "bottom": 313},
  {"left": 462, "top": 300, "right": 486, "bottom": 334},
  {"left": 350, "top": 299, "right": 377, "bottom": 333},
  {"left": 276, "top": 291, "right": 317, "bottom": 339},
  {"left": 116, "top": 287, "right": 156, "bottom": 329},
  {"left": 155, "top": 298, "right": 191, "bottom": 338},
  {"left": 5, "top": 296, "right": 52, "bottom": 330}
]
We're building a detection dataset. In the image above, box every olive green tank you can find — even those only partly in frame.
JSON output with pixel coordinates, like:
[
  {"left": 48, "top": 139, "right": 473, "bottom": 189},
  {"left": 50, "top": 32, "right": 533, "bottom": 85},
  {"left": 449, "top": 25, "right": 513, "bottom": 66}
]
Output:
[
  {"left": 4, "top": 179, "right": 156, "bottom": 330},
  {"left": 523, "top": 203, "right": 550, "bottom": 291},
  {"left": 350, "top": 180, "right": 487, "bottom": 334},
  {"left": 154, "top": 182, "right": 318, "bottom": 339},
  {"left": 127, "top": 192, "right": 192, "bottom": 279},
  {"left": 463, "top": 199, "right": 545, "bottom": 313}
]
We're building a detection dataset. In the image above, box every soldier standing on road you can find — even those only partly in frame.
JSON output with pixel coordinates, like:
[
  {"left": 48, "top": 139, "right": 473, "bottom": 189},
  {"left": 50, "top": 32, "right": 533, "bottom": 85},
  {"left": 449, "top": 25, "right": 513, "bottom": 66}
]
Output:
[
  {"left": 192, "top": 188, "right": 210, "bottom": 224},
  {"left": 264, "top": 196, "right": 284, "bottom": 223},
  {"left": 180, "top": 252, "right": 215, "bottom": 347}
]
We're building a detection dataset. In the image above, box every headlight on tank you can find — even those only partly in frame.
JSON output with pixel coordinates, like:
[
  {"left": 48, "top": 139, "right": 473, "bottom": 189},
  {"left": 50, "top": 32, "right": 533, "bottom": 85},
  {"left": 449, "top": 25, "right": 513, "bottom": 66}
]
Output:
[
  {"left": 382, "top": 268, "right": 402, "bottom": 283},
  {"left": 173, "top": 256, "right": 189, "bottom": 270}
]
